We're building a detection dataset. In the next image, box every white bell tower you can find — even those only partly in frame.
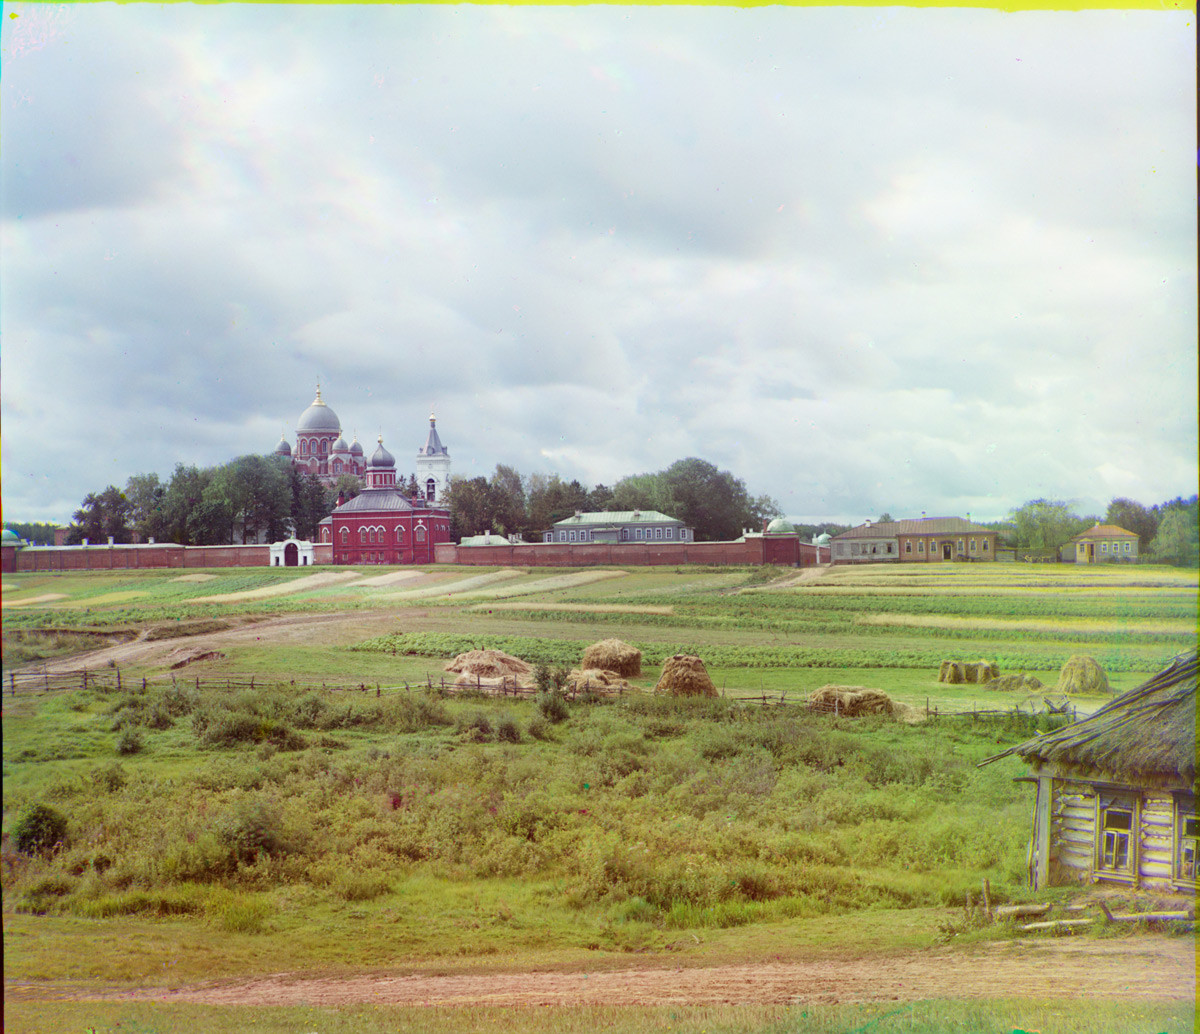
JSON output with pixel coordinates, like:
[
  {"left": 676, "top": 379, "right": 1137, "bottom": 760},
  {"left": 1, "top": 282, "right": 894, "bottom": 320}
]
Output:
[{"left": 415, "top": 412, "right": 451, "bottom": 504}]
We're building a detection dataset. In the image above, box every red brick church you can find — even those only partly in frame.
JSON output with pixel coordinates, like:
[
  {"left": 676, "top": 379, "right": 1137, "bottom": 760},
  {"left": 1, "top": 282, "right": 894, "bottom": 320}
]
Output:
[
  {"left": 275, "top": 386, "right": 453, "bottom": 564},
  {"left": 316, "top": 435, "right": 451, "bottom": 565}
]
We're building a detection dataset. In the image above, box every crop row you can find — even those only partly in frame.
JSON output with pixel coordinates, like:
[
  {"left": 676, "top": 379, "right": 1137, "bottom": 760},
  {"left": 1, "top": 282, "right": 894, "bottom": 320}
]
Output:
[{"left": 351, "top": 631, "right": 1178, "bottom": 673}]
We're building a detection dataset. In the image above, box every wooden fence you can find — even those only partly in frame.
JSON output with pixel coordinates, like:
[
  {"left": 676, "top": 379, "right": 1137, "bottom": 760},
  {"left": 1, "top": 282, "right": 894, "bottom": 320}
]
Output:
[{"left": 4, "top": 667, "right": 1076, "bottom": 721}]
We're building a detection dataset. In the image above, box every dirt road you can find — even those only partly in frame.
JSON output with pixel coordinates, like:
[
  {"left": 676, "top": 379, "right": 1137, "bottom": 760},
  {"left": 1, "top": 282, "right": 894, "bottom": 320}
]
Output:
[{"left": 6, "top": 936, "right": 1193, "bottom": 1007}]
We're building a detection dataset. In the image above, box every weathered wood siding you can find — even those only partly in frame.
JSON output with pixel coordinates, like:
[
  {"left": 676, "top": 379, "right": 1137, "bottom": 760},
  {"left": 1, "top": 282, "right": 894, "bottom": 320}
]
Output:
[
  {"left": 1050, "top": 780, "right": 1095, "bottom": 883},
  {"left": 1138, "top": 793, "right": 1175, "bottom": 886}
]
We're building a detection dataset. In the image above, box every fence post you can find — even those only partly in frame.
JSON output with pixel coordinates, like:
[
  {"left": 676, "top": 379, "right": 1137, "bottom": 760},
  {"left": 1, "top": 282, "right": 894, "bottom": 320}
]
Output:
[
  {"left": 9, "top": 672, "right": 14, "bottom": 696},
  {"left": 142, "top": 677, "right": 146, "bottom": 692},
  {"left": 116, "top": 668, "right": 121, "bottom": 691}
]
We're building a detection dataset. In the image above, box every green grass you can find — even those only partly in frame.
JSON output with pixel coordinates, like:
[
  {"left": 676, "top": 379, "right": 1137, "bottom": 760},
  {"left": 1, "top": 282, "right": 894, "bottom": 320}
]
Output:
[
  {"left": 3, "top": 560, "right": 1196, "bottom": 1026},
  {"left": 3, "top": 998, "right": 1193, "bottom": 1034}
]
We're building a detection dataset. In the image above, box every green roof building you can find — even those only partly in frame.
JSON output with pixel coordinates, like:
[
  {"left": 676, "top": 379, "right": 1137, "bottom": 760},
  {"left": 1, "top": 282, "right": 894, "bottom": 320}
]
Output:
[{"left": 542, "top": 510, "right": 693, "bottom": 545}]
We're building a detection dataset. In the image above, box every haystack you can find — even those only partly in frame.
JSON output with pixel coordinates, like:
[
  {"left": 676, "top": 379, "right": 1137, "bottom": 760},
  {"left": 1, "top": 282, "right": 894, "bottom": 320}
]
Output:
[
  {"left": 580, "top": 638, "right": 642, "bottom": 678},
  {"left": 808, "top": 684, "right": 895, "bottom": 716},
  {"left": 452, "top": 672, "right": 533, "bottom": 692},
  {"left": 938, "top": 659, "right": 999, "bottom": 684},
  {"left": 982, "top": 674, "right": 1044, "bottom": 693},
  {"left": 654, "top": 654, "right": 717, "bottom": 697},
  {"left": 567, "top": 668, "right": 637, "bottom": 694},
  {"left": 445, "top": 649, "right": 533, "bottom": 679},
  {"left": 1055, "top": 655, "right": 1109, "bottom": 696}
]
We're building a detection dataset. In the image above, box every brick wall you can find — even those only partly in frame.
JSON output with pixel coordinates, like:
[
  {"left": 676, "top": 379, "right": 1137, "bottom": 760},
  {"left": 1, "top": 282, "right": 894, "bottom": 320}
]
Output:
[{"left": 16, "top": 543, "right": 270, "bottom": 572}]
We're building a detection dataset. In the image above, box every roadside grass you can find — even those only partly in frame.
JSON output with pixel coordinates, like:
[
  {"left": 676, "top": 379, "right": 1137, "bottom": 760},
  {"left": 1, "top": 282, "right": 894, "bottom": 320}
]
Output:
[{"left": 3, "top": 998, "right": 1193, "bottom": 1034}]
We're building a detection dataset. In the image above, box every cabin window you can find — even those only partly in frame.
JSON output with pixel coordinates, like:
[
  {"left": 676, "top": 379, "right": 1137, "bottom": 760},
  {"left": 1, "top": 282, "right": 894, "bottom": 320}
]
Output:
[
  {"left": 1096, "top": 793, "right": 1137, "bottom": 876},
  {"left": 655, "top": 527, "right": 662, "bottom": 539},
  {"left": 904, "top": 541, "right": 912, "bottom": 554},
  {"left": 918, "top": 540, "right": 925, "bottom": 554},
  {"left": 1123, "top": 542, "right": 1132, "bottom": 553},
  {"left": 982, "top": 539, "right": 989, "bottom": 552},
  {"left": 1176, "top": 801, "right": 1197, "bottom": 885},
  {"left": 665, "top": 527, "right": 673, "bottom": 539},
  {"left": 970, "top": 538, "right": 977, "bottom": 552}
]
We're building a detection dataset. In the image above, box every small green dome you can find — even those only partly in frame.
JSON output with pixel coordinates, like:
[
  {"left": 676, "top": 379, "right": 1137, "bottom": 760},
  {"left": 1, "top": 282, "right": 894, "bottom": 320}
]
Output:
[
  {"left": 2, "top": 528, "right": 22, "bottom": 544},
  {"left": 766, "top": 517, "right": 796, "bottom": 534}
]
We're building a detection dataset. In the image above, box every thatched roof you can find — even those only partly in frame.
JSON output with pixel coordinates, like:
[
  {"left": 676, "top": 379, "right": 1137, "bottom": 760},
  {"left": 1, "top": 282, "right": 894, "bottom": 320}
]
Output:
[{"left": 981, "top": 653, "right": 1196, "bottom": 785}]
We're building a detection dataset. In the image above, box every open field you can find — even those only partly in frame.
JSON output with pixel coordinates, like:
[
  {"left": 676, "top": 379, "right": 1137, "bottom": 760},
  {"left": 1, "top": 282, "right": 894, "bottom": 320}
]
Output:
[{"left": 3, "top": 561, "right": 1196, "bottom": 1032}]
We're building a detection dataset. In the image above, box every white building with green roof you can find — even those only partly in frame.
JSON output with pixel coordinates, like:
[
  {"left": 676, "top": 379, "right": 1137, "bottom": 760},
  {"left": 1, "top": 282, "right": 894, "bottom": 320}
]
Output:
[{"left": 542, "top": 510, "right": 693, "bottom": 545}]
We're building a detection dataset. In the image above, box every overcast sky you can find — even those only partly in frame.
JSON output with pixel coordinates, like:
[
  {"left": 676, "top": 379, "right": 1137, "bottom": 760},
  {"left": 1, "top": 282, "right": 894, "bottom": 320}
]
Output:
[{"left": 2, "top": 4, "right": 1195, "bottom": 527}]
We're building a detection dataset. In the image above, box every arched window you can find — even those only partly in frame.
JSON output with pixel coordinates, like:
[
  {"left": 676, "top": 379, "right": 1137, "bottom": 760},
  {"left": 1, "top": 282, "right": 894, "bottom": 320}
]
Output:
[
  {"left": 300, "top": 439, "right": 308, "bottom": 456},
  {"left": 396, "top": 526, "right": 405, "bottom": 542},
  {"left": 333, "top": 460, "right": 341, "bottom": 473},
  {"left": 339, "top": 527, "right": 348, "bottom": 545},
  {"left": 320, "top": 439, "right": 328, "bottom": 455},
  {"left": 426, "top": 478, "right": 436, "bottom": 502},
  {"left": 321, "top": 527, "right": 330, "bottom": 543},
  {"left": 415, "top": 525, "right": 427, "bottom": 542},
  {"left": 359, "top": 528, "right": 366, "bottom": 544}
]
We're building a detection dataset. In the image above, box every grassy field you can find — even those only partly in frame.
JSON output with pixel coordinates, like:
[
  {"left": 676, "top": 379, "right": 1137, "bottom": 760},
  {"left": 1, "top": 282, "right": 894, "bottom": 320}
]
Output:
[{"left": 2, "top": 561, "right": 1196, "bottom": 1032}]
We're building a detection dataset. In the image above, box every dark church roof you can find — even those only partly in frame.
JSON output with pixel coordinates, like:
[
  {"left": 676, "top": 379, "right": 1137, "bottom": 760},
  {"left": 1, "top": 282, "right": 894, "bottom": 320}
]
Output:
[
  {"left": 981, "top": 653, "right": 1197, "bottom": 786},
  {"left": 297, "top": 387, "right": 341, "bottom": 432},
  {"left": 418, "top": 415, "right": 449, "bottom": 457},
  {"left": 332, "top": 489, "right": 417, "bottom": 513}
]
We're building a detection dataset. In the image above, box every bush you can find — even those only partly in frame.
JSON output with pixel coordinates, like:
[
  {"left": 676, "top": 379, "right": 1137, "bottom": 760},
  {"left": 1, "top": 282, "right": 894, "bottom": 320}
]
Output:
[
  {"left": 116, "top": 727, "right": 143, "bottom": 756},
  {"left": 495, "top": 715, "right": 522, "bottom": 744},
  {"left": 458, "top": 712, "right": 493, "bottom": 742},
  {"left": 215, "top": 799, "right": 290, "bottom": 863},
  {"left": 538, "top": 691, "right": 569, "bottom": 724},
  {"left": 11, "top": 803, "right": 69, "bottom": 855},
  {"left": 93, "top": 762, "right": 128, "bottom": 793}
]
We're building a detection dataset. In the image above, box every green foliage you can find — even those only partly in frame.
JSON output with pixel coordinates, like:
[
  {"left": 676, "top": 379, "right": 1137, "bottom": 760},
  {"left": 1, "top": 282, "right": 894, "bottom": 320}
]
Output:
[
  {"left": 115, "top": 727, "right": 144, "bottom": 755},
  {"left": 1150, "top": 506, "right": 1199, "bottom": 567},
  {"left": 1008, "top": 498, "right": 1092, "bottom": 551},
  {"left": 538, "top": 690, "right": 570, "bottom": 724},
  {"left": 215, "top": 798, "right": 291, "bottom": 864},
  {"left": 12, "top": 803, "right": 69, "bottom": 855},
  {"left": 495, "top": 714, "right": 522, "bottom": 743},
  {"left": 67, "top": 485, "right": 133, "bottom": 545}
]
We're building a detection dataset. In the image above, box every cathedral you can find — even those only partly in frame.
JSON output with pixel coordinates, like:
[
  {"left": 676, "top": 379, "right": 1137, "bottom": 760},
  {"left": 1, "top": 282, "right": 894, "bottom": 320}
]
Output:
[{"left": 274, "top": 386, "right": 451, "bottom": 504}]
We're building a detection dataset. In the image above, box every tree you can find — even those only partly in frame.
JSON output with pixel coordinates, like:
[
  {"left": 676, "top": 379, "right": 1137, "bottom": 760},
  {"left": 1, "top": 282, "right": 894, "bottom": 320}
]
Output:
[
  {"left": 1007, "top": 499, "right": 1089, "bottom": 551},
  {"left": 1149, "top": 508, "right": 1199, "bottom": 567},
  {"left": 330, "top": 473, "right": 363, "bottom": 506},
  {"left": 445, "top": 475, "right": 494, "bottom": 540},
  {"left": 160, "top": 464, "right": 225, "bottom": 545},
  {"left": 2, "top": 522, "right": 61, "bottom": 546},
  {"left": 1104, "top": 498, "right": 1158, "bottom": 551},
  {"left": 68, "top": 486, "right": 133, "bottom": 544},
  {"left": 586, "top": 483, "right": 614, "bottom": 511},
  {"left": 405, "top": 473, "right": 420, "bottom": 498},
  {"left": 203, "top": 455, "right": 292, "bottom": 544},
  {"left": 527, "top": 474, "right": 589, "bottom": 533},
  {"left": 876, "top": 512, "right": 895, "bottom": 524},
  {"left": 125, "top": 473, "right": 168, "bottom": 542},
  {"left": 489, "top": 464, "right": 527, "bottom": 537},
  {"left": 289, "top": 467, "right": 330, "bottom": 541}
]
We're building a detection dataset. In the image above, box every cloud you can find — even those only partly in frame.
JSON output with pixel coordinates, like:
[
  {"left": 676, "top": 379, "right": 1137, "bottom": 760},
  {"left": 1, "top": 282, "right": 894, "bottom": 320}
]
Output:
[{"left": 1, "top": 5, "right": 1194, "bottom": 526}]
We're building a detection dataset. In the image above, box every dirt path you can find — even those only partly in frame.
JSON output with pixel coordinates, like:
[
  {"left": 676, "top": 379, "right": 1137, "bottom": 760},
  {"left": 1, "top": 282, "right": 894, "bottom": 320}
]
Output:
[{"left": 6, "top": 937, "right": 1192, "bottom": 1007}]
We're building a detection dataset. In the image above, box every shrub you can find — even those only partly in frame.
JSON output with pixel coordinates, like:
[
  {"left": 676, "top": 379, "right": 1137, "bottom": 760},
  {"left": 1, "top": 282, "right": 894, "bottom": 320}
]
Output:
[
  {"left": 335, "top": 869, "right": 392, "bottom": 901},
  {"left": 11, "top": 803, "right": 69, "bottom": 855},
  {"left": 526, "top": 716, "right": 551, "bottom": 740},
  {"left": 215, "top": 799, "right": 290, "bottom": 863},
  {"left": 533, "top": 663, "right": 555, "bottom": 694},
  {"left": 458, "top": 712, "right": 494, "bottom": 742},
  {"left": 538, "top": 691, "right": 570, "bottom": 724},
  {"left": 495, "top": 715, "right": 522, "bottom": 744},
  {"left": 92, "top": 762, "right": 128, "bottom": 793},
  {"left": 116, "top": 728, "right": 144, "bottom": 755}
]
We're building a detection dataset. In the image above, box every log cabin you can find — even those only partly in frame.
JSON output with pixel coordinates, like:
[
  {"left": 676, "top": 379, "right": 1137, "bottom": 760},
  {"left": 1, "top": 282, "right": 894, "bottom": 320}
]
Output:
[{"left": 982, "top": 653, "right": 1196, "bottom": 893}]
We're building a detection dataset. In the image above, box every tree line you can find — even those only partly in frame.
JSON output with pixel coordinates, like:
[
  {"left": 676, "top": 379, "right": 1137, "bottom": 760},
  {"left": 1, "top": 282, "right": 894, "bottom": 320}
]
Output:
[
  {"left": 998, "top": 496, "right": 1198, "bottom": 565},
  {"left": 445, "top": 456, "right": 783, "bottom": 543}
]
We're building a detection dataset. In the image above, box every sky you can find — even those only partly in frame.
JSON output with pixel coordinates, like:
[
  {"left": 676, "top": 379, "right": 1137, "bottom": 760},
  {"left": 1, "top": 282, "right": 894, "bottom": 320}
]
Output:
[{"left": 2, "top": 3, "right": 1195, "bottom": 528}]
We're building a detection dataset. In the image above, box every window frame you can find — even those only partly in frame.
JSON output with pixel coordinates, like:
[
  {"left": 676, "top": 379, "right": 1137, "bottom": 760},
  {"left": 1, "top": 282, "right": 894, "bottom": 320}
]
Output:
[
  {"left": 1095, "top": 792, "right": 1138, "bottom": 882},
  {"left": 1175, "top": 796, "right": 1197, "bottom": 889}
]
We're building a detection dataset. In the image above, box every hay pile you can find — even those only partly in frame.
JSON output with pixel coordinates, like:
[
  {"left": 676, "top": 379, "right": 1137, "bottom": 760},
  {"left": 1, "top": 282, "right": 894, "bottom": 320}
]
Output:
[
  {"left": 982, "top": 674, "right": 1044, "bottom": 693},
  {"left": 445, "top": 649, "right": 532, "bottom": 679},
  {"left": 566, "top": 668, "right": 637, "bottom": 694},
  {"left": 808, "top": 684, "right": 895, "bottom": 716},
  {"left": 580, "top": 638, "right": 642, "bottom": 677},
  {"left": 939, "top": 659, "right": 1000, "bottom": 684},
  {"left": 654, "top": 655, "right": 717, "bottom": 697},
  {"left": 1055, "top": 655, "right": 1109, "bottom": 696},
  {"left": 445, "top": 649, "right": 536, "bottom": 689}
]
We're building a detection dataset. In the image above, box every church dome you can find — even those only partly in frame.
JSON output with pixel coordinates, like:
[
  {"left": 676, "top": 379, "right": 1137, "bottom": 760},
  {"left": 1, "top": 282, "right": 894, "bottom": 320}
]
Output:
[
  {"left": 297, "top": 386, "right": 341, "bottom": 432},
  {"left": 274, "top": 435, "right": 292, "bottom": 456},
  {"left": 766, "top": 517, "right": 796, "bottom": 534},
  {"left": 332, "top": 434, "right": 349, "bottom": 453},
  {"left": 349, "top": 436, "right": 364, "bottom": 456},
  {"left": 369, "top": 436, "right": 395, "bottom": 469},
  {"left": 2, "top": 528, "right": 21, "bottom": 545},
  {"left": 814, "top": 532, "right": 832, "bottom": 546}
]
